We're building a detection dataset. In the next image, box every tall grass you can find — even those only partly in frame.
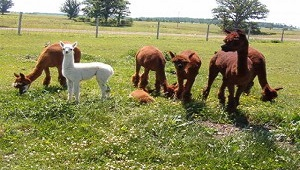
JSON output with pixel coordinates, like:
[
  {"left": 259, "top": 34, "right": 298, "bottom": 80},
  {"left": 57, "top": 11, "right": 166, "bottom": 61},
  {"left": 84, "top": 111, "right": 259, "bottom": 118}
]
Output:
[{"left": 0, "top": 14, "right": 299, "bottom": 169}]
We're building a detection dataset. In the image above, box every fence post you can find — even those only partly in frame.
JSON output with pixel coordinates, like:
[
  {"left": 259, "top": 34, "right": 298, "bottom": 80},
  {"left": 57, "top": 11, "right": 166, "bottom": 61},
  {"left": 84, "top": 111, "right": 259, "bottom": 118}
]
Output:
[
  {"left": 95, "top": 16, "right": 99, "bottom": 38},
  {"left": 206, "top": 24, "right": 210, "bottom": 41},
  {"left": 18, "top": 12, "right": 23, "bottom": 35},
  {"left": 281, "top": 28, "right": 285, "bottom": 42},
  {"left": 247, "top": 26, "right": 251, "bottom": 40},
  {"left": 156, "top": 21, "right": 160, "bottom": 39}
]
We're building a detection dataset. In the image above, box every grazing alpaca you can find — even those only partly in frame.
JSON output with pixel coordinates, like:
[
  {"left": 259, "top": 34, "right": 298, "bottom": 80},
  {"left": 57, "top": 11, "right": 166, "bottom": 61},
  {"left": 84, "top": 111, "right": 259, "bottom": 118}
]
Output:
[
  {"left": 60, "top": 41, "right": 113, "bottom": 103},
  {"left": 169, "top": 50, "right": 201, "bottom": 102},
  {"left": 202, "top": 29, "right": 253, "bottom": 111},
  {"left": 245, "top": 47, "right": 283, "bottom": 101},
  {"left": 13, "top": 42, "right": 81, "bottom": 94},
  {"left": 132, "top": 46, "right": 170, "bottom": 94},
  {"left": 129, "top": 89, "right": 155, "bottom": 103}
]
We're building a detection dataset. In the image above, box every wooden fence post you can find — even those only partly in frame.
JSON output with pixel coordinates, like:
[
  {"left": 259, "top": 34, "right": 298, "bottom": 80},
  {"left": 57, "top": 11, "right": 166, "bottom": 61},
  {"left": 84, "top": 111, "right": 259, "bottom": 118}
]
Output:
[
  {"left": 206, "top": 24, "right": 210, "bottom": 41},
  {"left": 95, "top": 16, "right": 99, "bottom": 38},
  {"left": 247, "top": 26, "right": 251, "bottom": 40},
  {"left": 281, "top": 28, "right": 285, "bottom": 42},
  {"left": 18, "top": 12, "right": 23, "bottom": 35},
  {"left": 156, "top": 21, "right": 160, "bottom": 39}
]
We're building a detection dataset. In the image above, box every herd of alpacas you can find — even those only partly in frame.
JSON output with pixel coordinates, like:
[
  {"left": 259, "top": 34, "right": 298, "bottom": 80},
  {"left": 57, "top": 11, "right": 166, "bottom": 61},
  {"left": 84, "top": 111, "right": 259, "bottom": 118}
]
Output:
[{"left": 13, "top": 29, "right": 282, "bottom": 112}]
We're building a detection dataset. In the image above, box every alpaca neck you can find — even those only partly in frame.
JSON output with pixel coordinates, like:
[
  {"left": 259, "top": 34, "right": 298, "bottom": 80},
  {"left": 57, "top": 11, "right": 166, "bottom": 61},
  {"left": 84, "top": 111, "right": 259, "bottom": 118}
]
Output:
[
  {"left": 237, "top": 46, "right": 249, "bottom": 75},
  {"left": 26, "top": 65, "right": 46, "bottom": 82},
  {"left": 63, "top": 53, "right": 75, "bottom": 69}
]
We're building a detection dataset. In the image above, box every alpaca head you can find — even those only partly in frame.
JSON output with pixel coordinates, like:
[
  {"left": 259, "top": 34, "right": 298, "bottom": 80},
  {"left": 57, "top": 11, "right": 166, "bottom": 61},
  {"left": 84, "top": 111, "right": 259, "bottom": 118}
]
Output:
[
  {"left": 13, "top": 73, "right": 32, "bottom": 94},
  {"left": 221, "top": 29, "right": 248, "bottom": 52},
  {"left": 169, "top": 51, "right": 193, "bottom": 71},
  {"left": 60, "top": 41, "right": 77, "bottom": 56},
  {"left": 261, "top": 85, "right": 283, "bottom": 102}
]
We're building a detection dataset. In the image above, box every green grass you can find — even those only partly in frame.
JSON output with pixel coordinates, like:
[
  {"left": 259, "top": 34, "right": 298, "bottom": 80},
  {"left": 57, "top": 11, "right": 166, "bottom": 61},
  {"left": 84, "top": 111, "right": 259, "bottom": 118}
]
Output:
[{"left": 0, "top": 14, "right": 299, "bottom": 169}]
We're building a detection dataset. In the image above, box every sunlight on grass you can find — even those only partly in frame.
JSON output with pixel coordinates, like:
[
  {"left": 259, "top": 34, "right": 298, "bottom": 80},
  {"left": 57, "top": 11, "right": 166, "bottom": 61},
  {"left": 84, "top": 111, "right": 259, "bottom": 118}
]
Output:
[{"left": 0, "top": 14, "right": 299, "bottom": 169}]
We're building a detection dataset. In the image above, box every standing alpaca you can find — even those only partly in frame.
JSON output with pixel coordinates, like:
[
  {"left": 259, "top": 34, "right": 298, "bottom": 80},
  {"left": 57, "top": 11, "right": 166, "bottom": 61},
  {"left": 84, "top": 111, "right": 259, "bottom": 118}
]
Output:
[
  {"left": 60, "top": 41, "right": 113, "bottom": 103},
  {"left": 169, "top": 50, "right": 201, "bottom": 102},
  {"left": 244, "top": 47, "right": 282, "bottom": 101},
  {"left": 202, "top": 29, "right": 253, "bottom": 111},
  {"left": 13, "top": 42, "right": 81, "bottom": 94},
  {"left": 132, "top": 46, "right": 170, "bottom": 94}
]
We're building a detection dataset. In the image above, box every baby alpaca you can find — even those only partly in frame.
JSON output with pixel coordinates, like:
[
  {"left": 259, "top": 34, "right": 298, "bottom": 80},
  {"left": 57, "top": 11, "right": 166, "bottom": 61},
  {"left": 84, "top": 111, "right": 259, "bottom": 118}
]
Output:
[
  {"left": 130, "top": 89, "right": 155, "bottom": 103},
  {"left": 169, "top": 50, "right": 201, "bottom": 102},
  {"left": 60, "top": 41, "right": 114, "bottom": 103},
  {"left": 132, "top": 46, "right": 170, "bottom": 94}
]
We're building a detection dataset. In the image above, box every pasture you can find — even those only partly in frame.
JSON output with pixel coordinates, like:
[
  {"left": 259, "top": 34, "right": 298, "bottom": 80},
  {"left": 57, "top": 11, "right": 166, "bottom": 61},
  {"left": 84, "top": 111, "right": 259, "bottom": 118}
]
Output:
[{"left": 0, "top": 13, "right": 299, "bottom": 169}]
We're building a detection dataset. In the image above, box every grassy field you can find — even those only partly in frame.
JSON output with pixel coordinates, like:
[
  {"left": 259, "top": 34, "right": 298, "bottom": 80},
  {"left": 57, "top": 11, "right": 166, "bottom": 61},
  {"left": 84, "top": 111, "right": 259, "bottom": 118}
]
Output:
[{"left": 0, "top": 13, "right": 299, "bottom": 169}]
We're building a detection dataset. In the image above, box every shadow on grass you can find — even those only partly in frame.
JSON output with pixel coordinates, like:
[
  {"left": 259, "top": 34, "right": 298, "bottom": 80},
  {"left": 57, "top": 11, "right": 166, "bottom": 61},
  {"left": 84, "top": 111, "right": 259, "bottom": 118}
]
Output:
[
  {"left": 43, "top": 85, "right": 66, "bottom": 93},
  {"left": 182, "top": 99, "right": 206, "bottom": 121}
]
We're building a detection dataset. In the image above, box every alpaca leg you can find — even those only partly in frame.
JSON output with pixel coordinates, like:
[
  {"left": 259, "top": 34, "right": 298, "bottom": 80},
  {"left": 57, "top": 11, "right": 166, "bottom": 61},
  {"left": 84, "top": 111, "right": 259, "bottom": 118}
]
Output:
[
  {"left": 132, "top": 63, "right": 141, "bottom": 87},
  {"left": 57, "top": 66, "right": 67, "bottom": 87},
  {"left": 155, "top": 71, "right": 161, "bottom": 93},
  {"left": 139, "top": 69, "right": 150, "bottom": 91},
  {"left": 202, "top": 64, "right": 219, "bottom": 100},
  {"left": 43, "top": 67, "right": 51, "bottom": 86},
  {"left": 182, "top": 76, "right": 196, "bottom": 102},
  {"left": 73, "top": 82, "right": 80, "bottom": 103},
  {"left": 227, "top": 85, "right": 236, "bottom": 112},
  {"left": 66, "top": 79, "right": 73, "bottom": 101},
  {"left": 218, "top": 81, "right": 226, "bottom": 105},
  {"left": 176, "top": 77, "right": 185, "bottom": 100},
  {"left": 235, "top": 85, "right": 247, "bottom": 106},
  {"left": 100, "top": 83, "right": 109, "bottom": 99}
]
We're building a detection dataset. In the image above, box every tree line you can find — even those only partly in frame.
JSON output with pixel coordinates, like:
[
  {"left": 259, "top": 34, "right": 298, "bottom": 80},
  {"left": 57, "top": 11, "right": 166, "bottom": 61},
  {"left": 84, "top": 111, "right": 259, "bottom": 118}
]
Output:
[{"left": 1, "top": 0, "right": 298, "bottom": 31}]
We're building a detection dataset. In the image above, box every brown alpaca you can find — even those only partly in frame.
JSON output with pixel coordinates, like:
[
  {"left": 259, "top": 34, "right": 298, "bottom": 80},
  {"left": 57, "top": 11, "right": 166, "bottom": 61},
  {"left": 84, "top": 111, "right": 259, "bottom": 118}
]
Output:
[
  {"left": 245, "top": 47, "right": 282, "bottom": 101},
  {"left": 132, "top": 46, "right": 170, "bottom": 94},
  {"left": 13, "top": 42, "right": 81, "bottom": 94},
  {"left": 169, "top": 50, "right": 201, "bottom": 102},
  {"left": 203, "top": 29, "right": 253, "bottom": 111},
  {"left": 130, "top": 89, "right": 155, "bottom": 103}
]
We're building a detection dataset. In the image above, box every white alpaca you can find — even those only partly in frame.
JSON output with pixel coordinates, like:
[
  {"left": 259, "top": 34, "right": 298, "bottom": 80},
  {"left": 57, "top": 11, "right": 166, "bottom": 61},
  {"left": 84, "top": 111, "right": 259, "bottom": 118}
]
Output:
[{"left": 60, "top": 41, "right": 114, "bottom": 103}]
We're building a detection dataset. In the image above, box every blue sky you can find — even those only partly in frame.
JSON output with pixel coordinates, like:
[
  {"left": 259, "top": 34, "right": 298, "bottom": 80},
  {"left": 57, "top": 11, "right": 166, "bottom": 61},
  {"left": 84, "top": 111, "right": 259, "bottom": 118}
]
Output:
[{"left": 10, "top": 0, "right": 300, "bottom": 27}]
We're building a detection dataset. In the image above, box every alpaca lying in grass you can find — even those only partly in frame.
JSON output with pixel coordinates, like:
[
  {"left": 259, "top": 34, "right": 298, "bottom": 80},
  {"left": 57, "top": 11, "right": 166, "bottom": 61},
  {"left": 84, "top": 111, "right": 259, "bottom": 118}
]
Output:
[
  {"left": 203, "top": 29, "right": 253, "bottom": 112},
  {"left": 130, "top": 89, "right": 155, "bottom": 103},
  {"left": 169, "top": 50, "right": 201, "bottom": 102},
  {"left": 13, "top": 42, "right": 81, "bottom": 94},
  {"left": 245, "top": 47, "right": 283, "bottom": 101},
  {"left": 60, "top": 41, "right": 114, "bottom": 103},
  {"left": 132, "top": 46, "right": 171, "bottom": 95}
]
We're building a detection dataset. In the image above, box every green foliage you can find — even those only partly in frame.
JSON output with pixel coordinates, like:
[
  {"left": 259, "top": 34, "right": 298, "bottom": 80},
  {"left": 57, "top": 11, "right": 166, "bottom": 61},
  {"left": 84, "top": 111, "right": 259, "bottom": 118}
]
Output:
[
  {"left": 212, "top": 0, "right": 269, "bottom": 31},
  {"left": 82, "top": 0, "right": 130, "bottom": 26},
  {"left": 0, "top": 0, "right": 13, "bottom": 15},
  {"left": 0, "top": 14, "right": 299, "bottom": 169},
  {"left": 60, "top": 0, "right": 81, "bottom": 19}
]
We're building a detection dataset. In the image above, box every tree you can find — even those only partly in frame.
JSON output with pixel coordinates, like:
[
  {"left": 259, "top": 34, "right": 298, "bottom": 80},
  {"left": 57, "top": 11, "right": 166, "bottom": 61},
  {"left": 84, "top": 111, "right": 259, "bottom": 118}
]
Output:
[
  {"left": 114, "top": 0, "right": 130, "bottom": 26},
  {"left": 0, "top": 0, "right": 14, "bottom": 15},
  {"left": 60, "top": 0, "right": 81, "bottom": 19},
  {"left": 82, "top": 0, "right": 130, "bottom": 25},
  {"left": 212, "top": 0, "right": 269, "bottom": 31}
]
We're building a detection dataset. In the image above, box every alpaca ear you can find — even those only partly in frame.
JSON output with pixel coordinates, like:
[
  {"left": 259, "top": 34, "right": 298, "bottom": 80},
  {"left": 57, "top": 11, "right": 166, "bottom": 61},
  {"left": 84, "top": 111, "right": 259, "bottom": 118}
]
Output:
[
  {"left": 224, "top": 29, "right": 231, "bottom": 34},
  {"left": 72, "top": 42, "right": 78, "bottom": 48},
  {"left": 236, "top": 29, "right": 245, "bottom": 35},
  {"left": 188, "top": 53, "right": 195, "bottom": 59},
  {"left": 14, "top": 73, "right": 20, "bottom": 78},
  {"left": 20, "top": 73, "right": 26, "bottom": 79},
  {"left": 59, "top": 41, "right": 64, "bottom": 48},
  {"left": 275, "top": 87, "right": 283, "bottom": 91},
  {"left": 169, "top": 51, "right": 176, "bottom": 58}
]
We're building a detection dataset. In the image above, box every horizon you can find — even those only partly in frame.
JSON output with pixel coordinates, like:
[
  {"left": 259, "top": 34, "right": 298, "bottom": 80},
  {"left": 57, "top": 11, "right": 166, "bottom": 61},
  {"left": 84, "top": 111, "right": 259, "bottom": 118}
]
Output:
[{"left": 9, "top": 0, "right": 300, "bottom": 28}]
